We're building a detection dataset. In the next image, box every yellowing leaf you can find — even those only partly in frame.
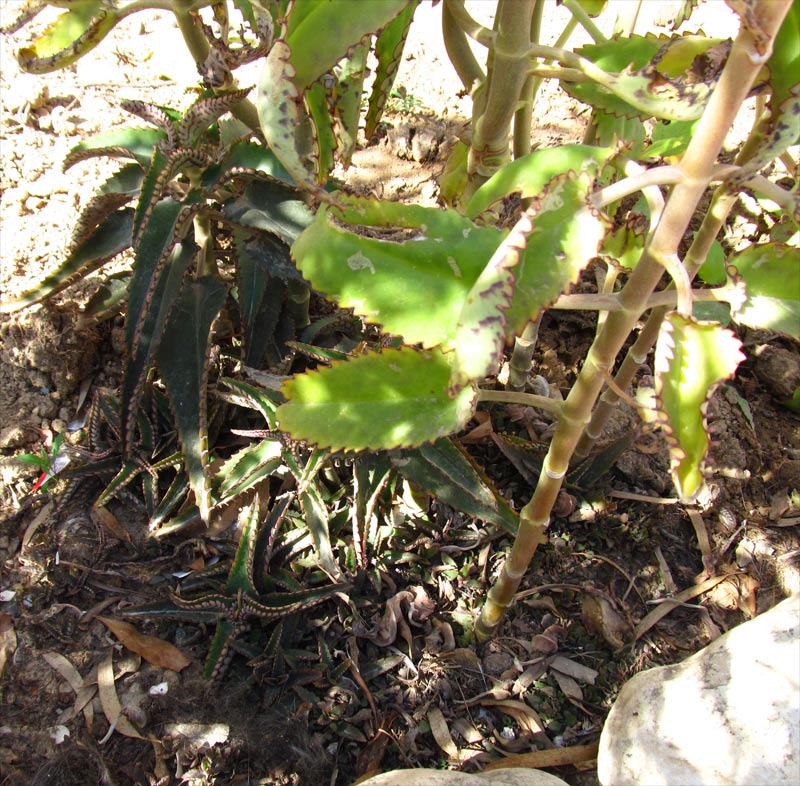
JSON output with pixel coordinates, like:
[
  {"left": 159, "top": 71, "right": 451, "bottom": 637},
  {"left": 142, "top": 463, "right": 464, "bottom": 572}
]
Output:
[
  {"left": 98, "top": 616, "right": 190, "bottom": 672},
  {"left": 654, "top": 314, "right": 745, "bottom": 501}
]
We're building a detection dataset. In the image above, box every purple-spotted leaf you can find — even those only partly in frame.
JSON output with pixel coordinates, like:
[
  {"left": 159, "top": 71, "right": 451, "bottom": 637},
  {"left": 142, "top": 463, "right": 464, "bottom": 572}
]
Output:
[
  {"left": 278, "top": 347, "right": 477, "bottom": 451},
  {"left": 728, "top": 243, "right": 799, "bottom": 339},
  {"left": 505, "top": 171, "right": 609, "bottom": 334},
  {"left": 654, "top": 314, "right": 745, "bottom": 501},
  {"left": 258, "top": 41, "right": 319, "bottom": 187},
  {"left": 291, "top": 196, "right": 501, "bottom": 348}
]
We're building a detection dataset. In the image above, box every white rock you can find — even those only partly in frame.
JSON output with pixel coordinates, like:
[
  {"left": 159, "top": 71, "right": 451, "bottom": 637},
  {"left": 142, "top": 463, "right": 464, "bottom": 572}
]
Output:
[
  {"left": 598, "top": 595, "right": 800, "bottom": 785},
  {"left": 358, "top": 768, "right": 570, "bottom": 786}
]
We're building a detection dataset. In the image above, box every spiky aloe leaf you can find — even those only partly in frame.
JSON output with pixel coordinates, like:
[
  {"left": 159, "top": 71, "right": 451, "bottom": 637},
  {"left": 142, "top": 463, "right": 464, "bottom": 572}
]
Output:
[
  {"left": 155, "top": 276, "right": 227, "bottom": 524},
  {"left": 305, "top": 79, "right": 337, "bottom": 177},
  {"left": 352, "top": 454, "right": 393, "bottom": 567},
  {"left": 17, "top": 0, "right": 121, "bottom": 73},
  {"left": 564, "top": 34, "right": 728, "bottom": 121},
  {"left": 465, "top": 144, "right": 614, "bottom": 219},
  {"left": 63, "top": 128, "right": 166, "bottom": 170},
  {"left": 278, "top": 346, "right": 477, "bottom": 451},
  {"left": 392, "top": 438, "right": 519, "bottom": 535},
  {"left": 0, "top": 208, "right": 133, "bottom": 313},
  {"left": 203, "top": 140, "right": 294, "bottom": 189},
  {"left": 121, "top": 201, "right": 197, "bottom": 453},
  {"left": 79, "top": 271, "right": 131, "bottom": 325},
  {"left": 120, "top": 99, "right": 178, "bottom": 147},
  {"left": 178, "top": 87, "right": 253, "bottom": 148},
  {"left": 333, "top": 43, "right": 368, "bottom": 165},
  {"left": 728, "top": 243, "right": 800, "bottom": 339},
  {"left": 94, "top": 460, "right": 141, "bottom": 508},
  {"left": 225, "top": 500, "right": 259, "bottom": 596},
  {"left": 224, "top": 178, "right": 314, "bottom": 245},
  {"left": 70, "top": 192, "right": 133, "bottom": 247},
  {"left": 292, "top": 196, "right": 501, "bottom": 348},
  {"left": 214, "top": 439, "right": 284, "bottom": 505},
  {"left": 217, "top": 377, "right": 280, "bottom": 427},
  {"left": 233, "top": 229, "right": 291, "bottom": 367},
  {"left": 364, "top": 1, "right": 419, "bottom": 138},
  {"left": 282, "top": 448, "right": 339, "bottom": 579},
  {"left": 654, "top": 314, "right": 745, "bottom": 501}
]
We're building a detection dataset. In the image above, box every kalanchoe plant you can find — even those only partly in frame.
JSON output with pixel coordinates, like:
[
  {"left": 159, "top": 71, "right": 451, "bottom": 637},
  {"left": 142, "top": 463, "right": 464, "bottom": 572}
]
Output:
[{"left": 267, "top": 0, "right": 799, "bottom": 638}]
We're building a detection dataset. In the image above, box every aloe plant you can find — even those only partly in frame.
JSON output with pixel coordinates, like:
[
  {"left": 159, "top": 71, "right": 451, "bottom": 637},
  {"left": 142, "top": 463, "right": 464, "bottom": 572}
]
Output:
[{"left": 2, "top": 0, "right": 421, "bottom": 528}]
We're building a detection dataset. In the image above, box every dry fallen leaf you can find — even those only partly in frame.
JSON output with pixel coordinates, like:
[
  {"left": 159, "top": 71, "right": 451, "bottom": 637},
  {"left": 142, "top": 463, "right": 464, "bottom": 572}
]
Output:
[
  {"left": 98, "top": 616, "right": 190, "bottom": 672},
  {"left": 0, "top": 613, "right": 16, "bottom": 680},
  {"left": 91, "top": 506, "right": 131, "bottom": 542},
  {"left": 97, "top": 652, "right": 146, "bottom": 742}
]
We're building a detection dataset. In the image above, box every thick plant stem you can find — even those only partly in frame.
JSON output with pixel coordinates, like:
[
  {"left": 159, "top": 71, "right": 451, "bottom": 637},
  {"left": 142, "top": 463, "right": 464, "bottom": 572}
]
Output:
[
  {"left": 507, "top": 316, "right": 542, "bottom": 391},
  {"left": 464, "top": 0, "right": 536, "bottom": 201},
  {"left": 475, "top": 0, "right": 791, "bottom": 640},
  {"left": 442, "top": 0, "right": 485, "bottom": 93}
]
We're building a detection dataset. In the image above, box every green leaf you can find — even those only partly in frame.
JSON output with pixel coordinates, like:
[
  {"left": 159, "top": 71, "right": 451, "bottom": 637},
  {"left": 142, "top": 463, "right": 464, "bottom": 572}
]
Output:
[
  {"left": 292, "top": 196, "right": 500, "bottom": 348},
  {"left": 729, "top": 243, "right": 800, "bottom": 338},
  {"left": 205, "top": 140, "right": 294, "bottom": 189},
  {"left": 121, "top": 201, "right": 195, "bottom": 451},
  {"left": 392, "top": 439, "right": 518, "bottom": 534},
  {"left": 465, "top": 144, "right": 614, "bottom": 219},
  {"left": 305, "top": 80, "right": 337, "bottom": 178},
  {"left": 284, "top": 0, "right": 412, "bottom": 92},
  {"left": 647, "top": 118, "right": 699, "bottom": 159},
  {"left": 364, "top": 1, "right": 419, "bottom": 138},
  {"left": 156, "top": 277, "right": 227, "bottom": 523},
  {"left": 225, "top": 500, "right": 259, "bottom": 596},
  {"left": 278, "top": 346, "right": 477, "bottom": 451},
  {"left": 564, "top": 34, "right": 726, "bottom": 121},
  {"left": 224, "top": 178, "right": 314, "bottom": 245},
  {"left": 697, "top": 240, "right": 726, "bottom": 285},
  {"left": 333, "top": 43, "right": 369, "bottom": 165},
  {"left": 257, "top": 40, "right": 320, "bottom": 188},
  {"left": 233, "top": 229, "right": 290, "bottom": 367},
  {"left": 63, "top": 127, "right": 166, "bottom": 170},
  {"left": 214, "top": 439, "right": 283, "bottom": 505},
  {"left": 0, "top": 208, "right": 133, "bottom": 313},
  {"left": 654, "top": 313, "right": 744, "bottom": 501},
  {"left": 17, "top": 0, "right": 121, "bottom": 73},
  {"left": 505, "top": 171, "right": 609, "bottom": 333},
  {"left": 599, "top": 219, "right": 646, "bottom": 271}
]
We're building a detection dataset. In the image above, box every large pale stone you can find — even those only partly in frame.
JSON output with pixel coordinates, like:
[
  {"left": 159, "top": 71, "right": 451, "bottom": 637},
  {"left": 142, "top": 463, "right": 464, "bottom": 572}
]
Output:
[
  {"left": 598, "top": 595, "right": 800, "bottom": 785},
  {"left": 358, "top": 768, "right": 570, "bottom": 786}
]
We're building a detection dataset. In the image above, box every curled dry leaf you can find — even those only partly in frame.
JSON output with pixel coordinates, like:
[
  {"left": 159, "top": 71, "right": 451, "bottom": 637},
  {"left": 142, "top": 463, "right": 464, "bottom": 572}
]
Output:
[
  {"left": 98, "top": 615, "right": 190, "bottom": 672},
  {"left": 581, "top": 592, "right": 632, "bottom": 650},
  {"left": 97, "top": 652, "right": 146, "bottom": 742},
  {"left": 530, "top": 623, "right": 566, "bottom": 654}
]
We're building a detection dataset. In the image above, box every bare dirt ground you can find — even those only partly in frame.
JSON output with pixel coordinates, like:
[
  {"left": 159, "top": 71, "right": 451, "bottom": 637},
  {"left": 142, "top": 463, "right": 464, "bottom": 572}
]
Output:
[{"left": 1, "top": 2, "right": 799, "bottom": 785}]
